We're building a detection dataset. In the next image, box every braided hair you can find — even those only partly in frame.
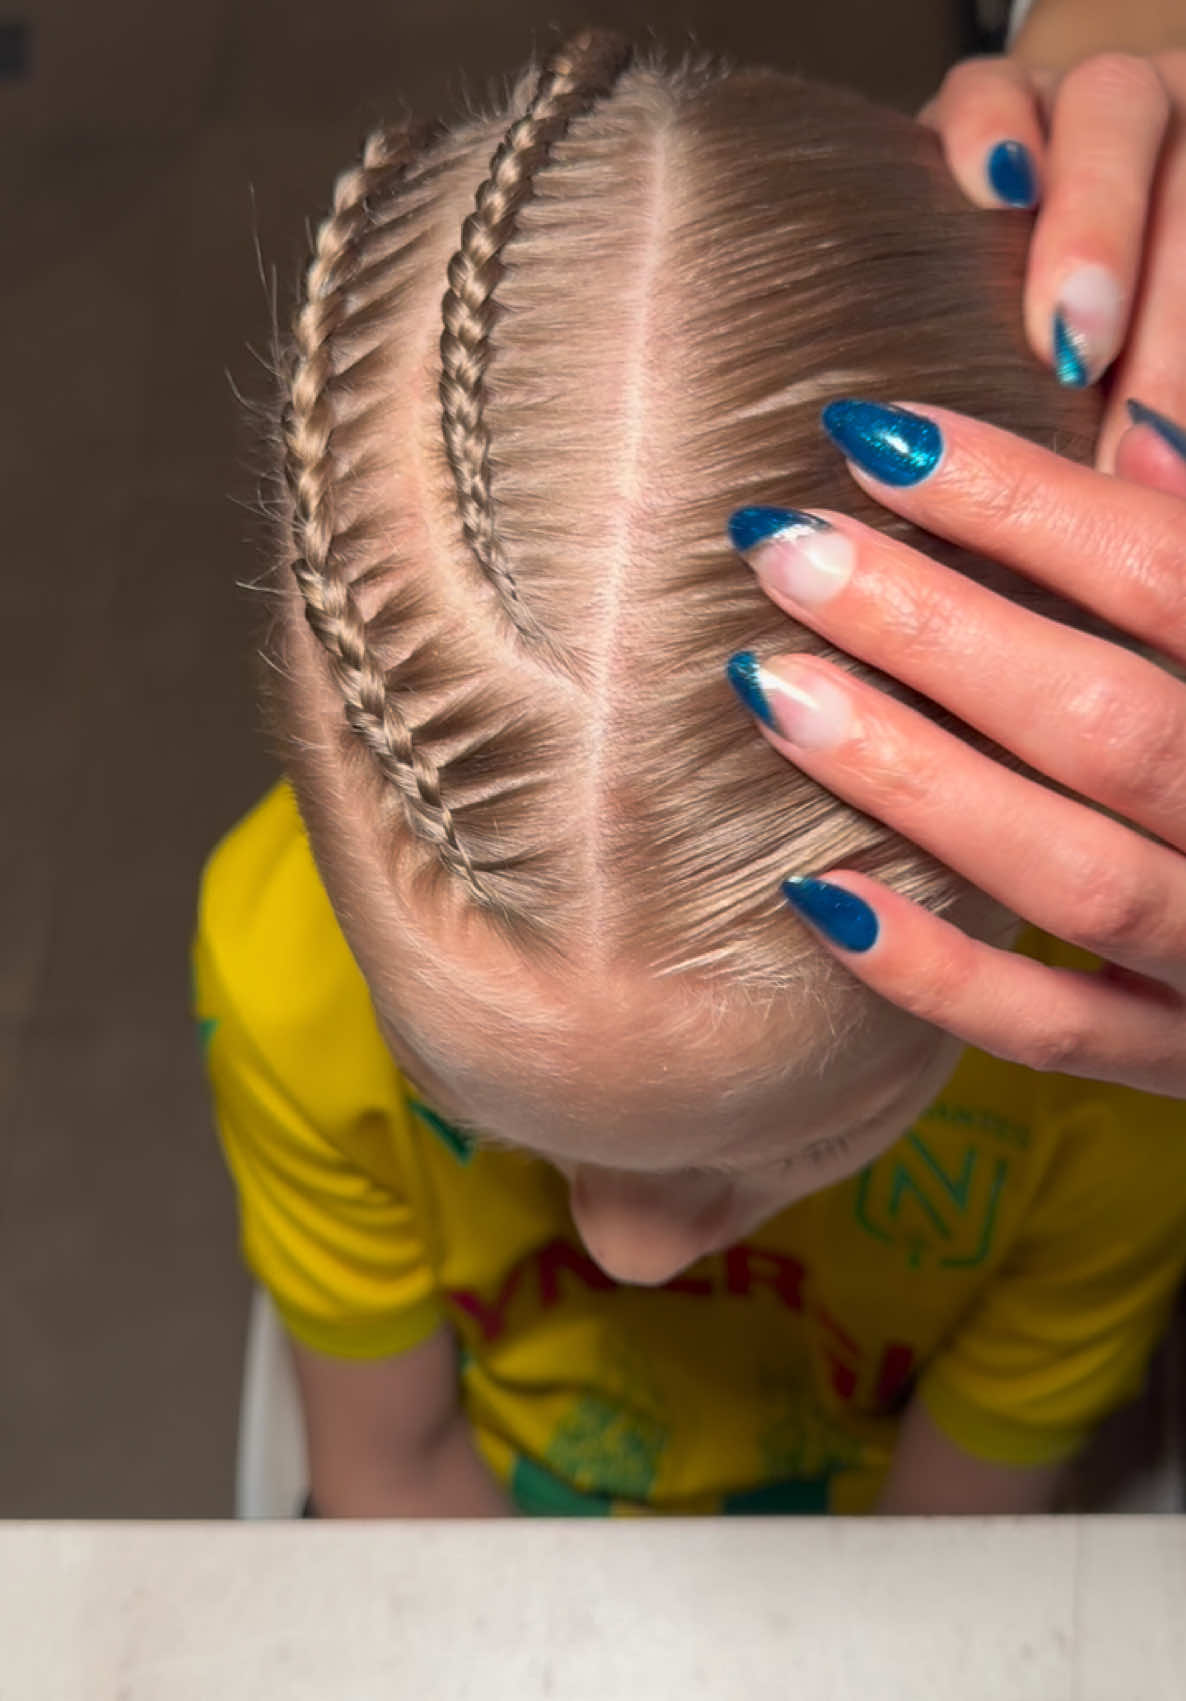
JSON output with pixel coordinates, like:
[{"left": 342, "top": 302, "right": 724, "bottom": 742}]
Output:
[{"left": 282, "top": 33, "right": 632, "bottom": 902}]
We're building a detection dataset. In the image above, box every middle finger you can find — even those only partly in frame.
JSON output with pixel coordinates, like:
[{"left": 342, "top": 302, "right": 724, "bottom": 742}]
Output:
[{"left": 728, "top": 503, "right": 1186, "bottom": 855}]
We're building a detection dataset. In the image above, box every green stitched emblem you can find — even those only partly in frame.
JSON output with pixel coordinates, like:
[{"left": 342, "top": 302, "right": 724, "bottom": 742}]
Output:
[
  {"left": 757, "top": 1389, "right": 864, "bottom": 1481},
  {"left": 197, "top": 1016, "right": 218, "bottom": 1056},
  {"left": 544, "top": 1395, "right": 665, "bottom": 1501},
  {"left": 854, "top": 1132, "right": 1007, "bottom": 1270}
]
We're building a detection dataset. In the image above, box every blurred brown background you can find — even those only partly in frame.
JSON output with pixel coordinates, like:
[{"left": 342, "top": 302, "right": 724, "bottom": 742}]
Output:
[{"left": 1, "top": 0, "right": 979, "bottom": 1515}]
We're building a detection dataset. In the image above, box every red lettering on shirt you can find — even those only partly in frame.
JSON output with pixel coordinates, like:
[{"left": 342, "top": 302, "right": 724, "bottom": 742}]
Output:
[
  {"left": 447, "top": 1261, "right": 529, "bottom": 1343},
  {"left": 445, "top": 1239, "right": 910, "bottom": 1400},
  {"left": 536, "top": 1238, "right": 618, "bottom": 1309},
  {"left": 723, "top": 1245, "right": 806, "bottom": 1311},
  {"left": 815, "top": 1303, "right": 858, "bottom": 1357}
]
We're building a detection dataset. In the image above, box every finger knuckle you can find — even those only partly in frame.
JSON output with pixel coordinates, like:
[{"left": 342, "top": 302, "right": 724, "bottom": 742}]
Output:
[
  {"left": 852, "top": 712, "right": 937, "bottom": 814},
  {"left": 880, "top": 573, "right": 962, "bottom": 670},
  {"left": 951, "top": 444, "right": 1044, "bottom": 544},
  {"left": 1015, "top": 1013, "right": 1092, "bottom": 1075},
  {"left": 1061, "top": 664, "right": 1186, "bottom": 814},
  {"left": 887, "top": 925, "right": 977, "bottom": 1027},
  {"left": 1067, "top": 851, "right": 1158, "bottom": 956},
  {"left": 1062, "top": 51, "right": 1169, "bottom": 115}
]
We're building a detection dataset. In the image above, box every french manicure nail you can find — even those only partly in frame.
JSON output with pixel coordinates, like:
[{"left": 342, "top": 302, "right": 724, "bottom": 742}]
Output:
[
  {"left": 1126, "top": 398, "right": 1186, "bottom": 463},
  {"left": 726, "top": 652, "right": 851, "bottom": 750},
  {"left": 782, "top": 877, "right": 879, "bottom": 952},
  {"left": 728, "top": 509, "right": 856, "bottom": 608},
  {"left": 821, "top": 399, "right": 943, "bottom": 487},
  {"left": 726, "top": 650, "right": 778, "bottom": 730},
  {"left": 986, "top": 140, "right": 1037, "bottom": 208},
  {"left": 1052, "top": 265, "right": 1123, "bottom": 386}
]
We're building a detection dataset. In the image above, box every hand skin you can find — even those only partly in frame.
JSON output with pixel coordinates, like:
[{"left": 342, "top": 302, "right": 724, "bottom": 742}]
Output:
[
  {"left": 874, "top": 1399, "right": 1065, "bottom": 1514},
  {"left": 922, "top": 11, "right": 1186, "bottom": 473},
  {"left": 292, "top": 1325, "right": 513, "bottom": 1517},
  {"left": 731, "top": 403, "right": 1186, "bottom": 1099},
  {"left": 1011, "top": 0, "right": 1186, "bottom": 68}
]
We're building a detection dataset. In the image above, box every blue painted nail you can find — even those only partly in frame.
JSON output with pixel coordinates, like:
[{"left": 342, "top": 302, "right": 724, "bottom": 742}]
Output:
[
  {"left": 726, "top": 650, "right": 777, "bottom": 730},
  {"left": 728, "top": 507, "right": 829, "bottom": 552},
  {"left": 1126, "top": 398, "right": 1186, "bottom": 463},
  {"left": 986, "top": 140, "right": 1037, "bottom": 208},
  {"left": 1052, "top": 312, "right": 1089, "bottom": 387},
  {"left": 782, "top": 877, "right": 879, "bottom": 953},
  {"left": 820, "top": 399, "right": 943, "bottom": 487}
]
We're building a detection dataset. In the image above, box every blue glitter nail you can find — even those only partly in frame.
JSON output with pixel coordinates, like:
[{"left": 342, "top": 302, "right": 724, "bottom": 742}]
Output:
[
  {"left": 1053, "top": 312, "right": 1089, "bottom": 387},
  {"left": 986, "top": 140, "right": 1037, "bottom": 208},
  {"left": 725, "top": 651, "right": 777, "bottom": 730},
  {"left": 1126, "top": 398, "right": 1186, "bottom": 463},
  {"left": 782, "top": 877, "right": 879, "bottom": 953},
  {"left": 821, "top": 399, "right": 943, "bottom": 487},
  {"left": 728, "top": 507, "right": 830, "bottom": 553}
]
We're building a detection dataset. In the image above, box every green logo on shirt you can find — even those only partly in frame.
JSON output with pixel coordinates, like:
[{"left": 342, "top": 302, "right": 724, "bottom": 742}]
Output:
[
  {"left": 854, "top": 1133, "right": 1007, "bottom": 1270},
  {"left": 544, "top": 1395, "right": 666, "bottom": 1501}
]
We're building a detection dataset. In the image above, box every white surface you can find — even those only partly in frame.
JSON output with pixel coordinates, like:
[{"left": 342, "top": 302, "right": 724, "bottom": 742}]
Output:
[
  {"left": 237, "top": 1288, "right": 307, "bottom": 1519},
  {"left": 2, "top": 1518, "right": 1185, "bottom": 1700}
]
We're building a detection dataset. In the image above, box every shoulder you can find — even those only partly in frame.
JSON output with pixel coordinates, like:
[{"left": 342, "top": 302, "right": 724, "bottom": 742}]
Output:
[{"left": 195, "top": 780, "right": 377, "bottom": 1061}]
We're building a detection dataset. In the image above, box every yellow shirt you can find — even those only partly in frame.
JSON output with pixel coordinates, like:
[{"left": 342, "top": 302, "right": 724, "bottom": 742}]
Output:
[{"left": 194, "top": 782, "right": 1186, "bottom": 1515}]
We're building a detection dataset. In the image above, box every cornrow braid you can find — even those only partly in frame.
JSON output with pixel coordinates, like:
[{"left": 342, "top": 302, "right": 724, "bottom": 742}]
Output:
[
  {"left": 284, "top": 115, "right": 496, "bottom": 899},
  {"left": 439, "top": 29, "right": 634, "bottom": 642}
]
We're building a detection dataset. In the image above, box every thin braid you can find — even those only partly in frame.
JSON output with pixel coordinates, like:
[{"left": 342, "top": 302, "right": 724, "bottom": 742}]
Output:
[
  {"left": 439, "top": 30, "right": 634, "bottom": 639},
  {"left": 285, "top": 117, "right": 493, "bottom": 897}
]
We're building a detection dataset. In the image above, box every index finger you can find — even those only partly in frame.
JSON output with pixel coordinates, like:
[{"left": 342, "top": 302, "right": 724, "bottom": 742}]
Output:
[{"left": 820, "top": 398, "right": 1186, "bottom": 666}]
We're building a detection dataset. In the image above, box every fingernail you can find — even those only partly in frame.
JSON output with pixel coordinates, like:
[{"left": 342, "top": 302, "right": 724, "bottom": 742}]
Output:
[
  {"left": 1126, "top": 398, "right": 1186, "bottom": 463},
  {"left": 986, "top": 140, "right": 1037, "bottom": 208},
  {"left": 1052, "top": 265, "right": 1123, "bottom": 386},
  {"left": 821, "top": 399, "right": 943, "bottom": 487},
  {"left": 782, "top": 877, "right": 879, "bottom": 952},
  {"left": 726, "top": 650, "right": 778, "bottom": 730},
  {"left": 728, "top": 509, "right": 856, "bottom": 608},
  {"left": 726, "top": 653, "right": 852, "bottom": 750}
]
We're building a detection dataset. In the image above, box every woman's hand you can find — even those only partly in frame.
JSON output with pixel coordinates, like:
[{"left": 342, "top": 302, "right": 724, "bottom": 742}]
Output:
[
  {"left": 920, "top": 50, "right": 1186, "bottom": 486},
  {"left": 726, "top": 400, "right": 1186, "bottom": 1099}
]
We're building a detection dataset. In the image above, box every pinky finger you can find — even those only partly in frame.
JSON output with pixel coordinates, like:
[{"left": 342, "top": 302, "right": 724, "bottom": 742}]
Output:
[{"left": 781, "top": 872, "right": 1183, "bottom": 1093}]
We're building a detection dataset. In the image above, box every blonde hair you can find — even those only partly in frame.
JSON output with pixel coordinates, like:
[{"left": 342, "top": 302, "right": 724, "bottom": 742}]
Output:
[{"left": 263, "top": 30, "right": 1119, "bottom": 1007}]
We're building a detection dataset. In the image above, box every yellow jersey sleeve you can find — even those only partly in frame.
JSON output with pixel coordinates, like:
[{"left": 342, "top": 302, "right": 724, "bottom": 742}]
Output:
[
  {"left": 919, "top": 1065, "right": 1186, "bottom": 1468},
  {"left": 193, "top": 783, "right": 443, "bottom": 1361}
]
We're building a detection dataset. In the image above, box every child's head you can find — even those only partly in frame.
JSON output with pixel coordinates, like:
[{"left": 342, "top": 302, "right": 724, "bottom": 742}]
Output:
[{"left": 263, "top": 32, "right": 1106, "bottom": 1282}]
